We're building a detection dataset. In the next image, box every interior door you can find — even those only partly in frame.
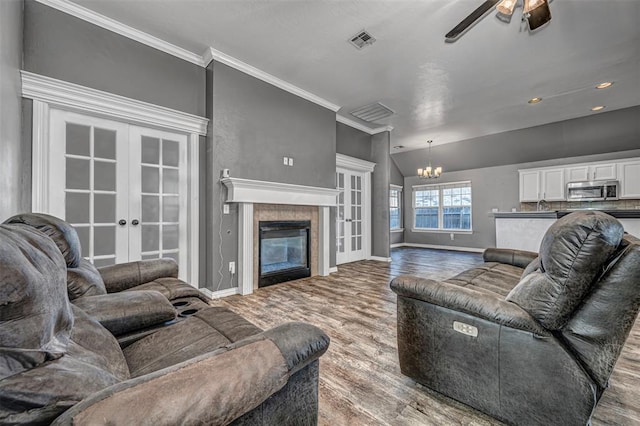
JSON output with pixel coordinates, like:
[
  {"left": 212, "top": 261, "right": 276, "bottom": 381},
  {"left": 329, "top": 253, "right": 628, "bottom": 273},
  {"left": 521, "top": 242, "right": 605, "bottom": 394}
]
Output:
[
  {"left": 48, "top": 109, "right": 188, "bottom": 273},
  {"left": 49, "top": 109, "right": 129, "bottom": 267},
  {"left": 336, "top": 168, "right": 365, "bottom": 264}
]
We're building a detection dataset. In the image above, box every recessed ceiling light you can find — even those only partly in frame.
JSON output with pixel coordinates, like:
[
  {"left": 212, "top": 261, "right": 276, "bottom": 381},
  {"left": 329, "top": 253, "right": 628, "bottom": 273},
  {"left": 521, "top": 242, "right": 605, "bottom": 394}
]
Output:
[
  {"left": 591, "top": 105, "right": 605, "bottom": 111},
  {"left": 596, "top": 82, "right": 613, "bottom": 89},
  {"left": 393, "top": 145, "right": 404, "bottom": 149},
  {"left": 528, "top": 97, "right": 542, "bottom": 104}
]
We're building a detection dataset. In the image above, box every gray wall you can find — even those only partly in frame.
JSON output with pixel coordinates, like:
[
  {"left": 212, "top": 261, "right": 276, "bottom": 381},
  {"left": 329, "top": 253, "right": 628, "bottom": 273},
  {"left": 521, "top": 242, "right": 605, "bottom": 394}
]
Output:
[
  {"left": 404, "top": 148, "right": 640, "bottom": 250},
  {"left": 23, "top": 1, "right": 205, "bottom": 116},
  {"left": 0, "top": 0, "right": 27, "bottom": 220},
  {"left": 371, "top": 132, "right": 391, "bottom": 258},
  {"left": 392, "top": 105, "right": 640, "bottom": 177},
  {"left": 336, "top": 122, "right": 373, "bottom": 160},
  {"left": 206, "top": 61, "right": 336, "bottom": 291},
  {"left": 390, "top": 157, "right": 405, "bottom": 246}
]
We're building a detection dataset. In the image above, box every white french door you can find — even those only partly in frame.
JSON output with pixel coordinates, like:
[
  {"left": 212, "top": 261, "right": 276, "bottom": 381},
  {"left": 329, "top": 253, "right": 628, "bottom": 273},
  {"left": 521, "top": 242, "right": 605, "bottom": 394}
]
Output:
[
  {"left": 48, "top": 109, "right": 188, "bottom": 274},
  {"left": 336, "top": 168, "right": 366, "bottom": 264}
]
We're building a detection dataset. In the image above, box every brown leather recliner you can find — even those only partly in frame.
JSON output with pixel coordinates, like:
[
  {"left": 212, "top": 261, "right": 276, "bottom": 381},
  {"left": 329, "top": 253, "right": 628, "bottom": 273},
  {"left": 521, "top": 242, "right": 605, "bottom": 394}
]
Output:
[
  {"left": 391, "top": 211, "right": 640, "bottom": 425},
  {"left": 0, "top": 222, "right": 329, "bottom": 425}
]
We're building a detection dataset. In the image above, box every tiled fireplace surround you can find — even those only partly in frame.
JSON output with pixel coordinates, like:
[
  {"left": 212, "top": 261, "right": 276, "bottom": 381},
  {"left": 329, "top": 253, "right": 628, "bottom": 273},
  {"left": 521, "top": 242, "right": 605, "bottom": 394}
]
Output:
[{"left": 222, "top": 177, "right": 338, "bottom": 295}]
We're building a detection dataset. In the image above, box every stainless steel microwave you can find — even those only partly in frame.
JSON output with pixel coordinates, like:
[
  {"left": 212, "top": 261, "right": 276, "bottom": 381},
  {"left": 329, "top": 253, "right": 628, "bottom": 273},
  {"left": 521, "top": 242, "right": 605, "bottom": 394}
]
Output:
[{"left": 566, "top": 180, "right": 619, "bottom": 201}]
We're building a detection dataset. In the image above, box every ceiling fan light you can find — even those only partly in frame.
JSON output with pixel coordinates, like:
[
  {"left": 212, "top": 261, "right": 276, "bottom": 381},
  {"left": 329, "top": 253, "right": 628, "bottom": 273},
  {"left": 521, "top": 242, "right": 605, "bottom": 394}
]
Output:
[
  {"left": 497, "top": 0, "right": 517, "bottom": 16},
  {"left": 523, "top": 0, "right": 545, "bottom": 13},
  {"left": 526, "top": 0, "right": 551, "bottom": 30}
]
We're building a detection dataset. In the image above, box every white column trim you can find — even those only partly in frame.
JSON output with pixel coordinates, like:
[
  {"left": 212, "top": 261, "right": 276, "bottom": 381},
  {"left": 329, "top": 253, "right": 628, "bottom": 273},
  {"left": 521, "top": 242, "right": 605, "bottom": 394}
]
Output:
[
  {"left": 21, "top": 71, "right": 208, "bottom": 136},
  {"left": 238, "top": 203, "right": 254, "bottom": 295},
  {"left": 188, "top": 134, "right": 200, "bottom": 287},
  {"left": 318, "top": 206, "right": 330, "bottom": 276},
  {"left": 364, "top": 170, "right": 373, "bottom": 260},
  {"left": 31, "top": 100, "right": 50, "bottom": 213}
]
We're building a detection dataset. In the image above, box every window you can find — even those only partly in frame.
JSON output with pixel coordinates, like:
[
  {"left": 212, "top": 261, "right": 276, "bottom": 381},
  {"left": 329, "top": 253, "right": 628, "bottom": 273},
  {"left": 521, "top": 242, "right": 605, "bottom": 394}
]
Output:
[
  {"left": 390, "top": 185, "right": 403, "bottom": 230},
  {"left": 413, "top": 181, "right": 472, "bottom": 231}
]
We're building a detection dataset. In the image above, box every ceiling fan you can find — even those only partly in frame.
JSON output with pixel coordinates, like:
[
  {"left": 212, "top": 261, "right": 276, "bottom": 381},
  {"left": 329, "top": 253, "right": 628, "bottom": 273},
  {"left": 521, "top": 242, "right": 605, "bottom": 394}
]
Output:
[{"left": 445, "top": 0, "right": 552, "bottom": 42}]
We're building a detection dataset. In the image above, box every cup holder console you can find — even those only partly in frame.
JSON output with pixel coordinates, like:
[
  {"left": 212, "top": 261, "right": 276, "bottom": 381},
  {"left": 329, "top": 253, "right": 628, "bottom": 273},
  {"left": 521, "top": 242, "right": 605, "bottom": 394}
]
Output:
[{"left": 178, "top": 308, "right": 198, "bottom": 317}]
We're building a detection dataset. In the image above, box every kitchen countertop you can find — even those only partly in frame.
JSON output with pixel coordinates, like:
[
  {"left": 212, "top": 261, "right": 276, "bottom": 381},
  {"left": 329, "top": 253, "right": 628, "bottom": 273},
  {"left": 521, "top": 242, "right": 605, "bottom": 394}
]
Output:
[{"left": 493, "top": 210, "right": 640, "bottom": 219}]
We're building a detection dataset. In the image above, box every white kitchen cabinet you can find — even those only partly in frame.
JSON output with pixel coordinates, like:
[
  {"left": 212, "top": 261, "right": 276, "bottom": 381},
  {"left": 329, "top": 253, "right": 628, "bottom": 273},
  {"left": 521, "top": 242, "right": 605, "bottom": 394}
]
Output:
[
  {"left": 541, "top": 168, "right": 565, "bottom": 201},
  {"left": 519, "top": 170, "right": 541, "bottom": 202},
  {"left": 618, "top": 160, "right": 640, "bottom": 199},
  {"left": 566, "top": 163, "right": 617, "bottom": 182}
]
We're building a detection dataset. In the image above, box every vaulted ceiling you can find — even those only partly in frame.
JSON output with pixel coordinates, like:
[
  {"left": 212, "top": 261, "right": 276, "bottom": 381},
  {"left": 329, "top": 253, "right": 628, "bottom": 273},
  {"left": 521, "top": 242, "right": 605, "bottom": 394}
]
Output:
[{"left": 73, "top": 0, "right": 640, "bottom": 154}]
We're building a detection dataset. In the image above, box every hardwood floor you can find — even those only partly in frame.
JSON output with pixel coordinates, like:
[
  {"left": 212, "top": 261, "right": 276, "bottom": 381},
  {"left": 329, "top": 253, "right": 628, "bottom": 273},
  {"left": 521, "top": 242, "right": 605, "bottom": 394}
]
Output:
[{"left": 212, "top": 247, "right": 640, "bottom": 425}]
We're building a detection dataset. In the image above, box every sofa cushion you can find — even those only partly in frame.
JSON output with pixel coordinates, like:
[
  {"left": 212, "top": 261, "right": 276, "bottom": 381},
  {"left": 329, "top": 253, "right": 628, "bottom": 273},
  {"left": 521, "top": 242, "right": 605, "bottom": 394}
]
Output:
[
  {"left": 445, "top": 262, "right": 524, "bottom": 297},
  {"left": 98, "top": 259, "right": 178, "bottom": 293},
  {"left": 506, "top": 211, "right": 624, "bottom": 330},
  {"left": 4, "top": 213, "right": 83, "bottom": 268},
  {"left": 67, "top": 258, "right": 107, "bottom": 300},
  {"left": 123, "top": 277, "right": 208, "bottom": 301},
  {"left": 0, "top": 306, "right": 129, "bottom": 425},
  {"left": 0, "top": 224, "right": 73, "bottom": 379},
  {"left": 123, "top": 306, "right": 262, "bottom": 377}
]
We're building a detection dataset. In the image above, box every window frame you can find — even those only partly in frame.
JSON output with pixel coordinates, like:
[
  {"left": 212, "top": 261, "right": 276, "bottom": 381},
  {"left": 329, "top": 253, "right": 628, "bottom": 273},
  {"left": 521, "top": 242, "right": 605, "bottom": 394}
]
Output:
[
  {"left": 412, "top": 181, "right": 473, "bottom": 233},
  {"left": 390, "top": 184, "right": 403, "bottom": 231}
]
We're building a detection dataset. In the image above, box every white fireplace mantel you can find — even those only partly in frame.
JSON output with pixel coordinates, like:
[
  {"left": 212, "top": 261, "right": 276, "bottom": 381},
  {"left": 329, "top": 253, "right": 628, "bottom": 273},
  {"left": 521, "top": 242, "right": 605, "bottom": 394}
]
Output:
[
  {"left": 221, "top": 177, "right": 339, "bottom": 206},
  {"left": 220, "top": 177, "right": 337, "bottom": 296}
]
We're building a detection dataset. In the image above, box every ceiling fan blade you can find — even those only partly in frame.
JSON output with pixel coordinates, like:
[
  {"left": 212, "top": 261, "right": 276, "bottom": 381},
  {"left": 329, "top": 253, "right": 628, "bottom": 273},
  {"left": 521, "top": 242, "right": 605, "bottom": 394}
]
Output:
[{"left": 445, "top": 0, "right": 501, "bottom": 41}]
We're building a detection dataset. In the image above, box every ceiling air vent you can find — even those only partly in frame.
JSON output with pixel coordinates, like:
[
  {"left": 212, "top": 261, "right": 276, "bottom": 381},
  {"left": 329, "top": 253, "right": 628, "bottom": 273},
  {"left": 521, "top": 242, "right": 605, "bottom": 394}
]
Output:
[
  {"left": 350, "top": 102, "right": 395, "bottom": 123},
  {"left": 349, "top": 29, "right": 376, "bottom": 49}
]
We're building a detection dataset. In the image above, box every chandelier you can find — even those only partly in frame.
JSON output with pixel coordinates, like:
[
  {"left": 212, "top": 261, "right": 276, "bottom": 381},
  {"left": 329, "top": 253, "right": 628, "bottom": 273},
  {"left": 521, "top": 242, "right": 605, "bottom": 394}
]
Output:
[{"left": 417, "top": 140, "right": 442, "bottom": 179}]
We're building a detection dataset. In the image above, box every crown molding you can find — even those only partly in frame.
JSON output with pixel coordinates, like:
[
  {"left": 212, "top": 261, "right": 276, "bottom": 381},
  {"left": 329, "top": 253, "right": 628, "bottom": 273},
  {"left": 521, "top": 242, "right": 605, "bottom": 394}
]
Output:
[
  {"left": 21, "top": 71, "right": 209, "bottom": 135},
  {"left": 336, "top": 115, "right": 393, "bottom": 135},
  {"left": 336, "top": 153, "right": 376, "bottom": 173},
  {"left": 204, "top": 47, "right": 340, "bottom": 112},
  {"left": 35, "top": 0, "right": 205, "bottom": 66},
  {"left": 221, "top": 177, "right": 338, "bottom": 206}
]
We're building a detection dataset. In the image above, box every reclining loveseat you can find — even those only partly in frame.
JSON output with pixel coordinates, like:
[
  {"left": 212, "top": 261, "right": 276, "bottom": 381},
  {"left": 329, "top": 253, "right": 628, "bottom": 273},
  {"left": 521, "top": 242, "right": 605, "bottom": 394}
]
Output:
[
  {"left": 391, "top": 211, "right": 640, "bottom": 425},
  {"left": 0, "top": 218, "right": 330, "bottom": 424}
]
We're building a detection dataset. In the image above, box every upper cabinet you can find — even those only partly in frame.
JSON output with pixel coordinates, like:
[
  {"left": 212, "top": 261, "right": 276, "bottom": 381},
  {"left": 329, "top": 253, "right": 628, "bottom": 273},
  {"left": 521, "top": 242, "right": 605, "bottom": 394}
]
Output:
[
  {"left": 618, "top": 160, "right": 640, "bottom": 199},
  {"left": 565, "top": 163, "right": 617, "bottom": 182},
  {"left": 518, "top": 168, "right": 565, "bottom": 202},
  {"left": 519, "top": 157, "right": 639, "bottom": 202}
]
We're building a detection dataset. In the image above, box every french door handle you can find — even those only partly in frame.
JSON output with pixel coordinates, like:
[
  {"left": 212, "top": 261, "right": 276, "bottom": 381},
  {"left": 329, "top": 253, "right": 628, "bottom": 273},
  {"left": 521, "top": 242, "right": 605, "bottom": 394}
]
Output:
[
  {"left": 131, "top": 219, "right": 140, "bottom": 226},
  {"left": 118, "top": 219, "right": 127, "bottom": 226}
]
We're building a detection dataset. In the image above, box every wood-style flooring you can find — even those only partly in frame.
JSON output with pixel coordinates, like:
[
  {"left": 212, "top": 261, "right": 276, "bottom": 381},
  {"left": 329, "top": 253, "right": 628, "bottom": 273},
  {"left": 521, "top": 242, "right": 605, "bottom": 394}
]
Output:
[{"left": 212, "top": 247, "right": 640, "bottom": 425}]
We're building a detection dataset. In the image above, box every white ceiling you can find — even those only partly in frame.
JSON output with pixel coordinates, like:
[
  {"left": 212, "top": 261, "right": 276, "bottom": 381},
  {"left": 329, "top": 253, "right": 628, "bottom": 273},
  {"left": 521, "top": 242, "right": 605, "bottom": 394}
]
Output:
[{"left": 72, "top": 0, "right": 640, "bottom": 153}]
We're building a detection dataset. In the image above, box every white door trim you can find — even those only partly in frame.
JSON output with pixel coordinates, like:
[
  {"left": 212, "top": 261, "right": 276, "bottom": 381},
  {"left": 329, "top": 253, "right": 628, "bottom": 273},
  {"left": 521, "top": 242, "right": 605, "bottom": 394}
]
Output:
[
  {"left": 335, "top": 154, "right": 375, "bottom": 265},
  {"left": 24, "top": 74, "right": 204, "bottom": 286}
]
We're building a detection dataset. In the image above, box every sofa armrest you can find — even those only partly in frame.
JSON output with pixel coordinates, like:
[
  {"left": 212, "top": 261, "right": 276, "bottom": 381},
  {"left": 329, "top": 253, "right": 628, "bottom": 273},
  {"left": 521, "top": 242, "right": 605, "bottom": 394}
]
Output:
[
  {"left": 390, "top": 275, "right": 549, "bottom": 335},
  {"left": 98, "top": 259, "right": 178, "bottom": 293},
  {"left": 483, "top": 248, "right": 538, "bottom": 269},
  {"left": 72, "top": 291, "right": 176, "bottom": 336},
  {"left": 52, "top": 323, "right": 329, "bottom": 426}
]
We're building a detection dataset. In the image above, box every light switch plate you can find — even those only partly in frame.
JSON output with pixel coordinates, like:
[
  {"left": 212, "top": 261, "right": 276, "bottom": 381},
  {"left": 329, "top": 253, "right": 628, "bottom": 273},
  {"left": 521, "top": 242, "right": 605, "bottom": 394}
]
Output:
[
  {"left": 283, "top": 157, "right": 289, "bottom": 165},
  {"left": 223, "top": 204, "right": 229, "bottom": 214},
  {"left": 288, "top": 157, "right": 294, "bottom": 166}
]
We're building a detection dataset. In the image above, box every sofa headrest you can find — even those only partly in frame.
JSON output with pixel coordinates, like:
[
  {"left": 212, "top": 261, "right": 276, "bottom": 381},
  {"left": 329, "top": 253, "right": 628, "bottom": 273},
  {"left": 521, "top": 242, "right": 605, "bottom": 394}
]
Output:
[
  {"left": 507, "top": 211, "right": 624, "bottom": 330},
  {"left": 0, "top": 224, "right": 74, "bottom": 380},
  {"left": 4, "top": 213, "right": 82, "bottom": 268}
]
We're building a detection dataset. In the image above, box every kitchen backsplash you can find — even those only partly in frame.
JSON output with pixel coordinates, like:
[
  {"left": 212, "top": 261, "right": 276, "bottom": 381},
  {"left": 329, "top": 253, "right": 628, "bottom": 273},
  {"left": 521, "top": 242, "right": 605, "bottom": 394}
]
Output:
[{"left": 520, "top": 199, "right": 640, "bottom": 212}]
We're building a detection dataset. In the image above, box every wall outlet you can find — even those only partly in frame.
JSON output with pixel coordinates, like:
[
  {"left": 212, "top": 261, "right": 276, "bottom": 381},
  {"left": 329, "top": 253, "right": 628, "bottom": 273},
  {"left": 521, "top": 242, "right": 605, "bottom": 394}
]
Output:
[
  {"left": 283, "top": 156, "right": 289, "bottom": 165},
  {"left": 450, "top": 233, "right": 454, "bottom": 240},
  {"left": 223, "top": 204, "right": 229, "bottom": 214},
  {"left": 288, "top": 157, "right": 294, "bottom": 166},
  {"left": 228, "top": 261, "right": 235, "bottom": 275}
]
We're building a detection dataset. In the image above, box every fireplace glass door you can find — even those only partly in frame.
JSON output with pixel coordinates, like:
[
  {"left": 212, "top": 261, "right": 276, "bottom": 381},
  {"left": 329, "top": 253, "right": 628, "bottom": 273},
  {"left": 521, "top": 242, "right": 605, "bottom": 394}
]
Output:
[{"left": 259, "top": 221, "right": 311, "bottom": 287}]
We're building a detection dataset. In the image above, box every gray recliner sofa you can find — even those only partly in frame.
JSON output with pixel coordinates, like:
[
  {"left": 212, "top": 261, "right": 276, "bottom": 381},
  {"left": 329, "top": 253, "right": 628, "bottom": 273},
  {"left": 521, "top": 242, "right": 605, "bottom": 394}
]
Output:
[
  {"left": 391, "top": 211, "right": 640, "bottom": 425},
  {"left": 0, "top": 221, "right": 329, "bottom": 425}
]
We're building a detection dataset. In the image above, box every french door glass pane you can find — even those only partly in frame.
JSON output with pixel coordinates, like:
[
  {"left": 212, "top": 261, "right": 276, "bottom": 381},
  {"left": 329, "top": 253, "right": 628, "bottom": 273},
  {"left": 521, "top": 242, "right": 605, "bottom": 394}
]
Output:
[
  {"left": 142, "top": 166, "right": 160, "bottom": 193},
  {"left": 162, "top": 140, "right": 180, "bottom": 167},
  {"left": 94, "top": 194, "right": 116, "bottom": 223},
  {"left": 66, "top": 158, "right": 90, "bottom": 190},
  {"left": 66, "top": 124, "right": 90, "bottom": 156},
  {"left": 94, "top": 128, "right": 116, "bottom": 159},
  {"left": 65, "top": 193, "right": 90, "bottom": 224},
  {"left": 141, "top": 136, "right": 160, "bottom": 163},
  {"left": 94, "top": 161, "right": 116, "bottom": 191},
  {"left": 94, "top": 226, "right": 115, "bottom": 256}
]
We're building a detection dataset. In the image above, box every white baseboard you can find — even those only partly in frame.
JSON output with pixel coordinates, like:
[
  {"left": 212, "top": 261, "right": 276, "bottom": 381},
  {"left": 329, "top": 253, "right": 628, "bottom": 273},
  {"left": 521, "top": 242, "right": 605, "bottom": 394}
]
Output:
[
  {"left": 399, "top": 243, "right": 485, "bottom": 253},
  {"left": 200, "top": 287, "right": 240, "bottom": 299},
  {"left": 329, "top": 266, "right": 338, "bottom": 273},
  {"left": 369, "top": 256, "right": 392, "bottom": 262},
  {"left": 390, "top": 243, "right": 404, "bottom": 248}
]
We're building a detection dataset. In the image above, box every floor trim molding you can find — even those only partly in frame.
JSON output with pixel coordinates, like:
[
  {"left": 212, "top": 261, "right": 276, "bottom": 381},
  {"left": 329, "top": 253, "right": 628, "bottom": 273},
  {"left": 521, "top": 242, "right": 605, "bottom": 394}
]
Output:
[
  {"left": 369, "top": 256, "right": 392, "bottom": 262},
  {"left": 201, "top": 287, "right": 240, "bottom": 299}
]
